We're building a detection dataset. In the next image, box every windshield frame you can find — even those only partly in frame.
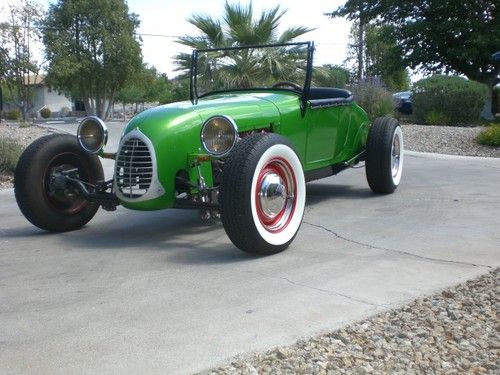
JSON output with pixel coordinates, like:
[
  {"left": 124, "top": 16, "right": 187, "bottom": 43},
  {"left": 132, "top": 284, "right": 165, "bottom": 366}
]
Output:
[{"left": 189, "top": 41, "right": 314, "bottom": 107}]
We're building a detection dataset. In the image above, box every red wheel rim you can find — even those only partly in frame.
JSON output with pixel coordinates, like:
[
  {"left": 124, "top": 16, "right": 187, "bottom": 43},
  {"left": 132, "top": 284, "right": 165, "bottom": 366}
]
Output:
[{"left": 255, "top": 157, "right": 297, "bottom": 233}]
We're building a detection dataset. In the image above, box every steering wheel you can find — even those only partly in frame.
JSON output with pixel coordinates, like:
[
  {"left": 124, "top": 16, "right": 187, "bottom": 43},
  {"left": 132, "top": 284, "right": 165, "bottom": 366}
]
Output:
[{"left": 272, "top": 81, "right": 303, "bottom": 92}]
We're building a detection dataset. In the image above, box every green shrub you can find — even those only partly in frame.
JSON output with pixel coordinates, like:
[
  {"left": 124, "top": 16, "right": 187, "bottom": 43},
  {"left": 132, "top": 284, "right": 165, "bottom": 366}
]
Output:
[
  {"left": 424, "top": 110, "right": 451, "bottom": 125},
  {"left": 350, "top": 79, "right": 394, "bottom": 120},
  {"left": 476, "top": 124, "right": 500, "bottom": 147},
  {"left": 412, "top": 75, "right": 488, "bottom": 126},
  {"left": 0, "top": 138, "right": 23, "bottom": 174},
  {"left": 40, "top": 107, "right": 51, "bottom": 119},
  {"left": 6, "top": 108, "right": 21, "bottom": 121}
]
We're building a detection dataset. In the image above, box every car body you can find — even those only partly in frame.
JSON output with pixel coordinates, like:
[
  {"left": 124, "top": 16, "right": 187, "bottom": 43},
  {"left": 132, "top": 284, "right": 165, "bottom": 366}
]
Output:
[
  {"left": 15, "top": 42, "right": 404, "bottom": 254},
  {"left": 393, "top": 91, "right": 412, "bottom": 115}
]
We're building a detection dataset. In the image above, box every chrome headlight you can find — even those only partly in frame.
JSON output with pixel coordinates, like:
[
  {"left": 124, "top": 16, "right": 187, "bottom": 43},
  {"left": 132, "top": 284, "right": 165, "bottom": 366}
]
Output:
[
  {"left": 200, "top": 115, "right": 238, "bottom": 157},
  {"left": 77, "top": 116, "right": 108, "bottom": 154}
]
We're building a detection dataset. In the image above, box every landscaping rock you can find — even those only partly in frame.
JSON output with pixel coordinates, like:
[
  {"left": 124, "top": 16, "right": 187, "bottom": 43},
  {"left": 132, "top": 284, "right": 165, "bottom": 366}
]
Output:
[{"left": 202, "top": 269, "right": 499, "bottom": 374}]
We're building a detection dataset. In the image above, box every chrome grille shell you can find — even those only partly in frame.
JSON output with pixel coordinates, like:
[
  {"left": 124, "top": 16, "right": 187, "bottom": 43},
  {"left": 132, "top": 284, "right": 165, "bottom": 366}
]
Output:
[{"left": 114, "top": 129, "right": 165, "bottom": 202}]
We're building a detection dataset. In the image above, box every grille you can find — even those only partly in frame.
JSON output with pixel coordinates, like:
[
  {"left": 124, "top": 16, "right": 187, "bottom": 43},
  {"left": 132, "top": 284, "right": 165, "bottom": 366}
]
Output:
[{"left": 115, "top": 138, "right": 153, "bottom": 199}]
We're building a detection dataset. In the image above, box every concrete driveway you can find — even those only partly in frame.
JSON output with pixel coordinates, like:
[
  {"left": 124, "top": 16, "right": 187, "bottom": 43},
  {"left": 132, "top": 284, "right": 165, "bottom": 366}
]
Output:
[{"left": 1, "top": 122, "right": 499, "bottom": 374}]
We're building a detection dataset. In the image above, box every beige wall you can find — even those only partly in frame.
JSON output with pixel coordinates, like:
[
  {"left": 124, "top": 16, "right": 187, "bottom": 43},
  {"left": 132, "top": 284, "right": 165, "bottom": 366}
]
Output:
[{"left": 32, "top": 86, "right": 73, "bottom": 115}]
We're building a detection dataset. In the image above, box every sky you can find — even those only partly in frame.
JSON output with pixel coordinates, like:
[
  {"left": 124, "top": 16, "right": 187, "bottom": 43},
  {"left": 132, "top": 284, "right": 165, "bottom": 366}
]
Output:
[
  {"left": 1, "top": 0, "right": 352, "bottom": 78},
  {"left": 124, "top": 0, "right": 352, "bottom": 77}
]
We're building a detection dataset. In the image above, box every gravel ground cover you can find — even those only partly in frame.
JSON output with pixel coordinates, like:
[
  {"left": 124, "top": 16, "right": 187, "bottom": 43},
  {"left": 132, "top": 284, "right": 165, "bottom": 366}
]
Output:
[
  {"left": 0, "top": 122, "right": 61, "bottom": 189},
  {"left": 0, "top": 122, "right": 59, "bottom": 148},
  {"left": 203, "top": 268, "right": 499, "bottom": 375},
  {"left": 402, "top": 124, "right": 500, "bottom": 158}
]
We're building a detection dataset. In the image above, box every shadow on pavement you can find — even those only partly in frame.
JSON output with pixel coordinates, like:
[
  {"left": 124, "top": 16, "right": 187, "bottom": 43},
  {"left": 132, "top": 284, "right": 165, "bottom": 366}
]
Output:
[
  {"left": 306, "top": 183, "right": 375, "bottom": 206},
  {"left": 2, "top": 183, "right": 376, "bottom": 265}
]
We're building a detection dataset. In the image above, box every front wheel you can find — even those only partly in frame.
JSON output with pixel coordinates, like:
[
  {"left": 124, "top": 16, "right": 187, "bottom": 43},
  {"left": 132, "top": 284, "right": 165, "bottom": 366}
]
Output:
[
  {"left": 220, "top": 134, "right": 306, "bottom": 255},
  {"left": 365, "top": 117, "right": 404, "bottom": 194},
  {"left": 14, "top": 134, "right": 104, "bottom": 232}
]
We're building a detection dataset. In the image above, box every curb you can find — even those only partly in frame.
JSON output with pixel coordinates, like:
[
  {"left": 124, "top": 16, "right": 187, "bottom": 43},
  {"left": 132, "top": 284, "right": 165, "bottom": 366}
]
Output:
[{"left": 405, "top": 150, "right": 499, "bottom": 161}]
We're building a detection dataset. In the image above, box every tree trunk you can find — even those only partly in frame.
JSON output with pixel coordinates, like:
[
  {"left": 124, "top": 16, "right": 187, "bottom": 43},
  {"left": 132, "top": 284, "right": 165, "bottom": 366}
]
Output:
[
  {"left": 104, "top": 89, "right": 116, "bottom": 120},
  {"left": 357, "top": 21, "right": 364, "bottom": 81},
  {"left": 83, "top": 98, "right": 95, "bottom": 116},
  {"left": 95, "top": 96, "right": 104, "bottom": 119}
]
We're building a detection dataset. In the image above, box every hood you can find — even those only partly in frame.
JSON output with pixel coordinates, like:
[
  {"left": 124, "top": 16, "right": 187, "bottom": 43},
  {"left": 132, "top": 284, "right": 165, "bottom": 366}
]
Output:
[
  {"left": 125, "top": 91, "right": 300, "bottom": 137},
  {"left": 190, "top": 93, "right": 282, "bottom": 130}
]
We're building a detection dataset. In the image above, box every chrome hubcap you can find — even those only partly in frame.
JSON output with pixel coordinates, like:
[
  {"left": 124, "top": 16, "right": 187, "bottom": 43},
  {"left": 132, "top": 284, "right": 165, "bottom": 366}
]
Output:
[
  {"left": 259, "top": 172, "right": 287, "bottom": 219},
  {"left": 255, "top": 158, "right": 297, "bottom": 233}
]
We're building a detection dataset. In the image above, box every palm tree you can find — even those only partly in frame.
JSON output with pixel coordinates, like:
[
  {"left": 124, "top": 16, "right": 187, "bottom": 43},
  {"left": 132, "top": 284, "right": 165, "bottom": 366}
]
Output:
[{"left": 174, "top": 1, "right": 313, "bottom": 91}]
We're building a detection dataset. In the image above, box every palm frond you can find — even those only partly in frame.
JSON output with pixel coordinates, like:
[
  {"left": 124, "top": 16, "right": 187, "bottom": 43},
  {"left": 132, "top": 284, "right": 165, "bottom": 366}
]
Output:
[
  {"left": 175, "top": 1, "right": 312, "bottom": 92},
  {"left": 278, "top": 26, "right": 314, "bottom": 43},
  {"left": 252, "top": 5, "right": 285, "bottom": 44},
  {"left": 187, "top": 14, "right": 224, "bottom": 46},
  {"left": 176, "top": 36, "right": 211, "bottom": 50},
  {"left": 224, "top": 1, "right": 253, "bottom": 45}
]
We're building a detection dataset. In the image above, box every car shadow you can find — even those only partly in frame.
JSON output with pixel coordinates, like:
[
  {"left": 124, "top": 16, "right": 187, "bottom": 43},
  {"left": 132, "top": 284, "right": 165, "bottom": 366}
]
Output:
[
  {"left": 3, "top": 209, "right": 253, "bottom": 265},
  {"left": 3, "top": 184, "right": 375, "bottom": 265},
  {"left": 306, "top": 183, "right": 375, "bottom": 206}
]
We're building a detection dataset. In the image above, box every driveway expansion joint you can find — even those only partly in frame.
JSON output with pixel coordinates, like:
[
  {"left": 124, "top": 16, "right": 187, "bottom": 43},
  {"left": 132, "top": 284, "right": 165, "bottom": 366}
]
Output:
[
  {"left": 244, "top": 270, "right": 386, "bottom": 308},
  {"left": 303, "top": 221, "right": 493, "bottom": 270}
]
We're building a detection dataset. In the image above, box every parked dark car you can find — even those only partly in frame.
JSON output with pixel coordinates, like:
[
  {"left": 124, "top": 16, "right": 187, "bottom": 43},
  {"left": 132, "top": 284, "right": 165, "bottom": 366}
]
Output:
[{"left": 393, "top": 91, "right": 412, "bottom": 115}]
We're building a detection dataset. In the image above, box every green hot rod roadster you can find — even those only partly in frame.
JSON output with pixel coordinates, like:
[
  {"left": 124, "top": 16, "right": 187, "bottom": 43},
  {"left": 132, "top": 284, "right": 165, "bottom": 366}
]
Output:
[{"left": 14, "top": 42, "right": 403, "bottom": 255}]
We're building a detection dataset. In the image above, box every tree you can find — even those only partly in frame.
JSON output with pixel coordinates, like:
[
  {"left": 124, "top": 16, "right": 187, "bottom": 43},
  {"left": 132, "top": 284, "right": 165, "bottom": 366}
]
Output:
[
  {"left": 168, "top": 78, "right": 190, "bottom": 103},
  {"left": 42, "top": 0, "right": 142, "bottom": 119},
  {"left": 116, "top": 65, "right": 174, "bottom": 118},
  {"left": 342, "top": 22, "right": 410, "bottom": 90},
  {"left": 328, "top": 0, "right": 500, "bottom": 87},
  {"left": 0, "top": 0, "right": 45, "bottom": 120},
  {"left": 343, "top": 21, "right": 366, "bottom": 81},
  {"left": 312, "top": 64, "right": 350, "bottom": 88},
  {"left": 174, "top": 1, "right": 312, "bottom": 89},
  {"left": 364, "top": 25, "right": 409, "bottom": 91}
]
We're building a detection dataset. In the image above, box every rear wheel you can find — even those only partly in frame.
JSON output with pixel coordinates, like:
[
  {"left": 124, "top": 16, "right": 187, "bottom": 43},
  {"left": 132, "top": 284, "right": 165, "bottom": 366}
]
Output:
[
  {"left": 365, "top": 117, "right": 404, "bottom": 193},
  {"left": 14, "top": 134, "right": 104, "bottom": 231},
  {"left": 220, "top": 134, "right": 306, "bottom": 255}
]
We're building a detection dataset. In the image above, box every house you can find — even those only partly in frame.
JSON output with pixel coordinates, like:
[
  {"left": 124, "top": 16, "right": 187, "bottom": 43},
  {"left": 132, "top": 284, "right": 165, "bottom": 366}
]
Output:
[
  {"left": 2, "top": 75, "right": 83, "bottom": 118},
  {"left": 27, "top": 75, "right": 76, "bottom": 117}
]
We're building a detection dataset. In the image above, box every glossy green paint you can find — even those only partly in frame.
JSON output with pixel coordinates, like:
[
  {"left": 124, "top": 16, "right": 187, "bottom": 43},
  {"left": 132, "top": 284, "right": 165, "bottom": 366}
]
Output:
[{"left": 117, "top": 90, "right": 369, "bottom": 211}]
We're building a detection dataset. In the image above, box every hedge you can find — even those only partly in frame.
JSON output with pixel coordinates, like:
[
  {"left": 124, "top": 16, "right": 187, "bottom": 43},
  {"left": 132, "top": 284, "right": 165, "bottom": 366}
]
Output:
[{"left": 412, "top": 75, "right": 488, "bottom": 126}]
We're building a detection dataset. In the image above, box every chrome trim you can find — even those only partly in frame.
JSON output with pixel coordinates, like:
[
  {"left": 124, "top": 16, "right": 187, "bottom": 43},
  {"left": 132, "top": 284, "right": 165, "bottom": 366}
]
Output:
[
  {"left": 200, "top": 115, "right": 238, "bottom": 157},
  {"left": 259, "top": 172, "right": 287, "bottom": 218},
  {"left": 77, "top": 116, "right": 108, "bottom": 154},
  {"left": 114, "top": 129, "right": 165, "bottom": 202}
]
